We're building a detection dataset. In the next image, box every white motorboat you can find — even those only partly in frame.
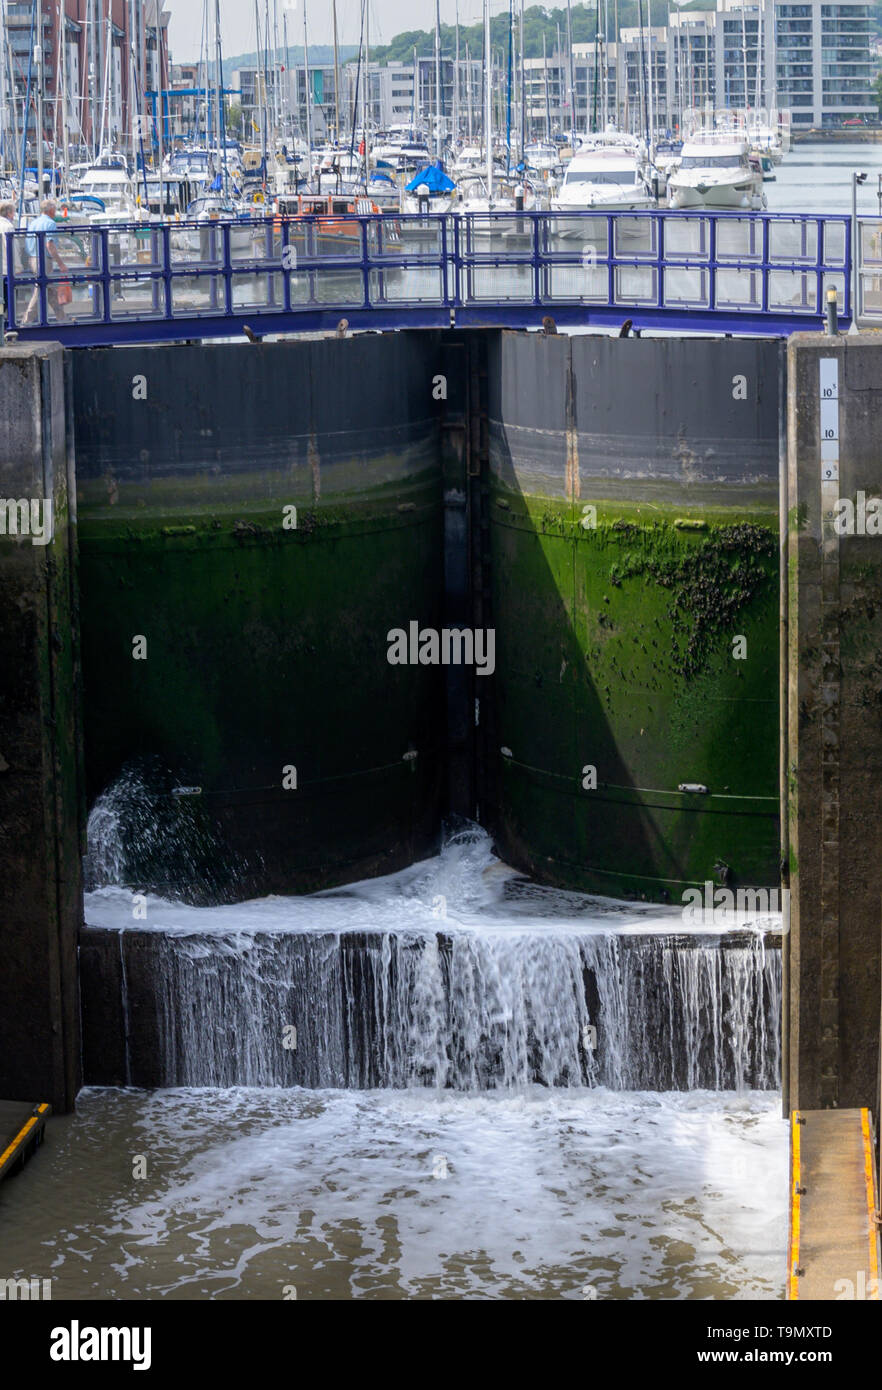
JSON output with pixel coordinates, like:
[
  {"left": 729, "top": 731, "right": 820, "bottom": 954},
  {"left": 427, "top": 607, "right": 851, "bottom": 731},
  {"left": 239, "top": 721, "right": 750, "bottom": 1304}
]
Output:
[
  {"left": 76, "top": 166, "right": 139, "bottom": 223},
  {"left": 180, "top": 195, "right": 256, "bottom": 254},
  {"left": 667, "top": 138, "right": 765, "bottom": 211},
  {"left": 524, "top": 141, "right": 563, "bottom": 176},
  {"left": 551, "top": 144, "right": 654, "bottom": 215}
]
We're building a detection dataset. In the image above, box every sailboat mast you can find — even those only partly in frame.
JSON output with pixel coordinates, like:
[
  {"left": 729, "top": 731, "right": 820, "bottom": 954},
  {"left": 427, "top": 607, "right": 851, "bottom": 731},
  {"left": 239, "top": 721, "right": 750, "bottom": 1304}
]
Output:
[
  {"left": 543, "top": 31, "right": 550, "bottom": 140},
  {"left": 454, "top": 0, "right": 459, "bottom": 148},
  {"left": 281, "top": 7, "right": 289, "bottom": 146},
  {"left": 0, "top": 0, "right": 6, "bottom": 174},
  {"left": 565, "top": 0, "right": 574, "bottom": 142},
  {"left": 60, "top": 0, "right": 69, "bottom": 195},
  {"left": 100, "top": 1, "right": 111, "bottom": 154},
  {"left": 434, "top": 0, "right": 442, "bottom": 157},
  {"left": 614, "top": 0, "right": 620, "bottom": 128},
  {"left": 302, "top": 0, "right": 312, "bottom": 165},
  {"left": 518, "top": 0, "right": 525, "bottom": 161},
  {"left": 601, "top": 0, "right": 608, "bottom": 129},
  {"left": 36, "top": 0, "right": 43, "bottom": 198},
  {"left": 157, "top": 9, "right": 166, "bottom": 217},
  {"left": 262, "top": 0, "right": 271, "bottom": 145},
  {"left": 332, "top": 0, "right": 341, "bottom": 143},
  {"left": 740, "top": 3, "right": 749, "bottom": 126},
  {"left": 214, "top": 0, "right": 227, "bottom": 195},
  {"left": 755, "top": 2, "right": 763, "bottom": 117},
  {"left": 253, "top": 0, "right": 264, "bottom": 167},
  {"left": 508, "top": 0, "right": 513, "bottom": 169},
  {"left": 591, "top": 0, "right": 599, "bottom": 134},
  {"left": 364, "top": 0, "right": 370, "bottom": 180},
  {"left": 272, "top": 0, "right": 280, "bottom": 132},
  {"left": 484, "top": 0, "right": 492, "bottom": 194}
]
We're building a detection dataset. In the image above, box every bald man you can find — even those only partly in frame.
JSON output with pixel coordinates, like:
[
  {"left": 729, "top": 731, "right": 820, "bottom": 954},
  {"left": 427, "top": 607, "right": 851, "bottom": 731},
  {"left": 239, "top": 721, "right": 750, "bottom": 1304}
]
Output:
[{"left": 22, "top": 200, "right": 69, "bottom": 326}]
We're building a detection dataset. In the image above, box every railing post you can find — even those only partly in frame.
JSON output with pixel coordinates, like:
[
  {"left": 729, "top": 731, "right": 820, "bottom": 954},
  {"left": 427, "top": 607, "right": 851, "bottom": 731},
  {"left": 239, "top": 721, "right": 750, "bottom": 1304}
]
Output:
[
  {"left": 361, "top": 216, "right": 371, "bottom": 311},
  {"left": 458, "top": 212, "right": 466, "bottom": 308},
  {"left": 532, "top": 211, "right": 542, "bottom": 307},
  {"left": 372, "top": 215, "right": 386, "bottom": 307},
  {"left": 161, "top": 224, "right": 173, "bottom": 320},
  {"left": 656, "top": 210, "right": 665, "bottom": 312},
  {"left": 307, "top": 218, "right": 316, "bottom": 306},
  {"left": 845, "top": 215, "right": 853, "bottom": 325},
  {"left": 815, "top": 218, "right": 825, "bottom": 322},
  {"left": 281, "top": 216, "right": 292, "bottom": 313},
  {"left": 607, "top": 214, "right": 615, "bottom": 308},
  {"left": 37, "top": 231, "right": 48, "bottom": 327},
  {"left": 149, "top": 229, "right": 160, "bottom": 316},
  {"left": 761, "top": 214, "right": 770, "bottom": 315},
  {"left": 5, "top": 231, "right": 16, "bottom": 331},
  {"left": 101, "top": 228, "right": 111, "bottom": 324},
  {"left": 440, "top": 213, "right": 448, "bottom": 310},
  {"left": 223, "top": 224, "right": 233, "bottom": 316},
  {"left": 708, "top": 215, "right": 717, "bottom": 314}
]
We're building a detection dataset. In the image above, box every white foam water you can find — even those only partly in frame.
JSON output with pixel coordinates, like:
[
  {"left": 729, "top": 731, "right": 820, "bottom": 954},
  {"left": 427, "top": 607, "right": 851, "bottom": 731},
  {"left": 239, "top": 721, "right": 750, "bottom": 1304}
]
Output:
[
  {"left": 0, "top": 1085, "right": 787, "bottom": 1300},
  {"left": 84, "top": 826, "right": 781, "bottom": 1091}
]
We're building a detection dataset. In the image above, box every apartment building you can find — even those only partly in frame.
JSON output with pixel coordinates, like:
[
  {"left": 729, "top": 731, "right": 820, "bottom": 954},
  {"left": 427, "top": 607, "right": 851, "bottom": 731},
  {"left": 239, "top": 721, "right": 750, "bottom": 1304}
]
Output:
[
  {"left": 487, "top": 0, "right": 874, "bottom": 137},
  {"left": 4, "top": 0, "right": 170, "bottom": 153}
]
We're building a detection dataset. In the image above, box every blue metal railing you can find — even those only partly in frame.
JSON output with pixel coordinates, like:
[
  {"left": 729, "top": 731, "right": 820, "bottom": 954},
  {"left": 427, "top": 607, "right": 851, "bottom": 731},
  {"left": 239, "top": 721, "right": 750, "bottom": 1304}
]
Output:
[
  {"left": 3, "top": 210, "right": 851, "bottom": 346},
  {"left": 856, "top": 216, "right": 882, "bottom": 326}
]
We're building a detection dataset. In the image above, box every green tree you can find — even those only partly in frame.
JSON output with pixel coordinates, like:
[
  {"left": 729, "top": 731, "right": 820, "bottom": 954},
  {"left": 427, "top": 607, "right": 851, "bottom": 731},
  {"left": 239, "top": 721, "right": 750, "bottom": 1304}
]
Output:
[{"left": 370, "top": 3, "right": 672, "bottom": 64}]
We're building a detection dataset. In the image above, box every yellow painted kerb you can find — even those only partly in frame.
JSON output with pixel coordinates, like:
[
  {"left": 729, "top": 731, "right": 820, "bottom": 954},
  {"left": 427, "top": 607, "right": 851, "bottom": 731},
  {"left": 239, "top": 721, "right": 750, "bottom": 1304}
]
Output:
[
  {"left": 860, "top": 1108, "right": 880, "bottom": 1299},
  {"left": 788, "top": 1110, "right": 802, "bottom": 1301},
  {"left": 0, "top": 1104, "right": 51, "bottom": 1172}
]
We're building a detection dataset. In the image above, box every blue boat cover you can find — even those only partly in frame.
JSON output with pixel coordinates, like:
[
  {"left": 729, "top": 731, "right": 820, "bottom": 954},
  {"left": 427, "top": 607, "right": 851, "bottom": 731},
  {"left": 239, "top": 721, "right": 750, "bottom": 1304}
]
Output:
[{"left": 405, "top": 162, "right": 455, "bottom": 193}]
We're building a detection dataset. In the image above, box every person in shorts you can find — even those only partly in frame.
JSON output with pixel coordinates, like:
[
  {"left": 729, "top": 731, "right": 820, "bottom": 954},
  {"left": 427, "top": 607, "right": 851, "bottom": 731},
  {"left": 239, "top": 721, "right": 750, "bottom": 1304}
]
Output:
[
  {"left": 0, "top": 201, "right": 15, "bottom": 326},
  {"left": 22, "top": 200, "right": 69, "bottom": 325}
]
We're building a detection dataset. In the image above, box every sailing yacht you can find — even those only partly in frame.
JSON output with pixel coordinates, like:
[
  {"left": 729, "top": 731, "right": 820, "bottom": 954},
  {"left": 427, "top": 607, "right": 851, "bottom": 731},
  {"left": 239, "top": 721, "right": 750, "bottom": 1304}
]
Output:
[
  {"left": 403, "top": 163, "right": 457, "bottom": 214},
  {"left": 667, "top": 138, "right": 765, "bottom": 211}
]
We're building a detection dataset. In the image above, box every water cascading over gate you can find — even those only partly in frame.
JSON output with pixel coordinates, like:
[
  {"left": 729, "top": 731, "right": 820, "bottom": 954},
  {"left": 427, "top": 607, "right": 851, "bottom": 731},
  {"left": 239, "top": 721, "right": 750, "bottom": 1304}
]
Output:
[{"left": 80, "top": 799, "right": 780, "bottom": 1091}]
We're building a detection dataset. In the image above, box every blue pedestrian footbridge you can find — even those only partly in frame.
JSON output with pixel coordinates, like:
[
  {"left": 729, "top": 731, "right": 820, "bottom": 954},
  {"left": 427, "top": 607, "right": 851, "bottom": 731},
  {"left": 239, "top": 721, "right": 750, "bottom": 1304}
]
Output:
[{"left": 3, "top": 209, "right": 860, "bottom": 346}]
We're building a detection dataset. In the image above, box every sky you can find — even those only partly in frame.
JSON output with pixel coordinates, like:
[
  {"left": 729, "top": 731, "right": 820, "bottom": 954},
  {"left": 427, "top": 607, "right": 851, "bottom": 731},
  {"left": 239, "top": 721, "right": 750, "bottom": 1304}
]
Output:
[{"left": 167, "top": 1, "right": 499, "bottom": 64}]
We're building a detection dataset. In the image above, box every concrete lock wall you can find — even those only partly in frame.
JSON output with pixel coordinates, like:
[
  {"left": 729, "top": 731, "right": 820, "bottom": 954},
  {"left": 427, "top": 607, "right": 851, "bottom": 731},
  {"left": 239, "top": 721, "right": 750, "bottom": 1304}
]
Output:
[
  {"left": 0, "top": 345, "right": 83, "bottom": 1112},
  {"left": 71, "top": 335, "right": 448, "bottom": 898},
  {"left": 484, "top": 331, "right": 783, "bottom": 901},
  {"left": 786, "top": 333, "right": 882, "bottom": 1113}
]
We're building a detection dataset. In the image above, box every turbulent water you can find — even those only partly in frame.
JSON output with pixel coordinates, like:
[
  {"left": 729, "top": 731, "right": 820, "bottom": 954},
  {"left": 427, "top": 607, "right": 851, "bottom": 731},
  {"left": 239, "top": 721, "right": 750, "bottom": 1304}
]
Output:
[
  {"left": 84, "top": 823, "right": 781, "bottom": 1092},
  {"left": 41, "top": 792, "right": 789, "bottom": 1299},
  {"left": 0, "top": 1086, "right": 786, "bottom": 1300}
]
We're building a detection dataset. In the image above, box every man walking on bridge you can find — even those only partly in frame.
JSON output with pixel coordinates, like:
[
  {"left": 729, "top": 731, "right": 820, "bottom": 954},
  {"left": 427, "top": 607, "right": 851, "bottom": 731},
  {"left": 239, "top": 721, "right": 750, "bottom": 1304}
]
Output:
[{"left": 21, "top": 201, "right": 69, "bottom": 327}]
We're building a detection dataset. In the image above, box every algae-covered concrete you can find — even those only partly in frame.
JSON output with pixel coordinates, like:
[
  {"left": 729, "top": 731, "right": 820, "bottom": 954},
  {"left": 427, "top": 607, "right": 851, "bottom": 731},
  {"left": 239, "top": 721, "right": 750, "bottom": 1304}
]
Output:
[
  {"left": 786, "top": 333, "right": 882, "bottom": 1112},
  {"left": 485, "top": 331, "right": 783, "bottom": 900},
  {"left": 72, "top": 334, "right": 447, "bottom": 897},
  {"left": 0, "top": 345, "right": 82, "bottom": 1112}
]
